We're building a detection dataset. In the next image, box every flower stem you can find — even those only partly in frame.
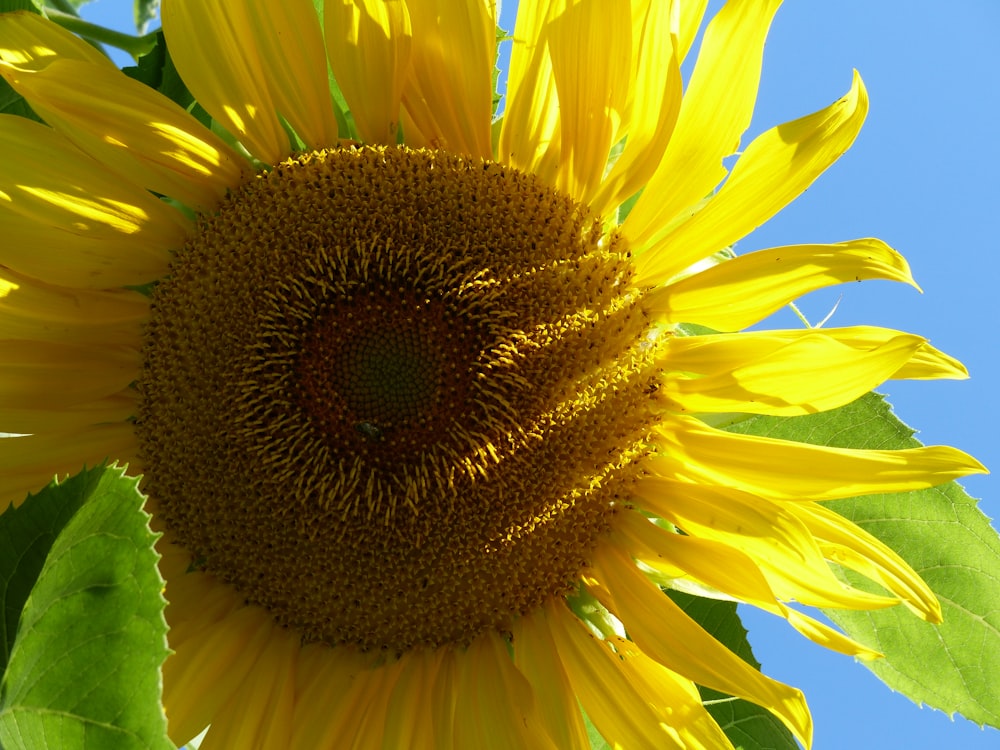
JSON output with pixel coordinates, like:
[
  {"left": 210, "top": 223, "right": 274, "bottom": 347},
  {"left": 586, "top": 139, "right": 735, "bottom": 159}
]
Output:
[{"left": 46, "top": 8, "right": 158, "bottom": 60}]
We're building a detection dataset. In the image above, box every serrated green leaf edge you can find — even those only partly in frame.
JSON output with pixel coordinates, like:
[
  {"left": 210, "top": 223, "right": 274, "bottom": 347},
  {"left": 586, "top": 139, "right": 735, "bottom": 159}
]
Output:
[
  {"left": 730, "top": 392, "right": 1000, "bottom": 729},
  {"left": 0, "top": 464, "right": 172, "bottom": 750}
]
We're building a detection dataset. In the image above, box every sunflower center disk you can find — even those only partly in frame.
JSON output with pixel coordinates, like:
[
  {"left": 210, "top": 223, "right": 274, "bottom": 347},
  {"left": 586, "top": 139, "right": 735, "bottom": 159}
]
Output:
[{"left": 138, "top": 146, "right": 660, "bottom": 652}]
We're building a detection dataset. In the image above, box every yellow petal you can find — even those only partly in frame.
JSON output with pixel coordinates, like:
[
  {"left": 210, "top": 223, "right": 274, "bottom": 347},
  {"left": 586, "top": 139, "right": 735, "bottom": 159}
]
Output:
[
  {"left": 453, "top": 631, "right": 552, "bottom": 750},
  {"left": 0, "top": 10, "right": 113, "bottom": 69},
  {"left": 382, "top": 649, "right": 446, "bottom": 750},
  {"left": 589, "top": 543, "right": 812, "bottom": 747},
  {"left": 498, "top": 0, "right": 561, "bottom": 182},
  {"left": 242, "top": 0, "right": 341, "bottom": 150},
  {"left": 658, "top": 327, "right": 929, "bottom": 416},
  {"left": 544, "top": 0, "right": 632, "bottom": 202},
  {"left": 1, "top": 391, "right": 135, "bottom": 434},
  {"left": 161, "top": 0, "right": 289, "bottom": 163},
  {"left": 1, "top": 59, "right": 246, "bottom": 212},
  {"left": 590, "top": 0, "right": 683, "bottom": 217},
  {"left": 512, "top": 609, "right": 589, "bottom": 750},
  {"left": 324, "top": 0, "right": 411, "bottom": 145},
  {"left": 636, "top": 71, "right": 869, "bottom": 285},
  {"left": 788, "top": 501, "right": 942, "bottom": 622},
  {"left": 624, "top": 0, "right": 782, "bottom": 250},
  {"left": 0, "top": 424, "right": 137, "bottom": 509},
  {"left": 643, "top": 238, "right": 918, "bottom": 331},
  {"left": 780, "top": 605, "right": 883, "bottom": 660},
  {"left": 676, "top": 0, "right": 709, "bottom": 63},
  {"left": 544, "top": 598, "right": 715, "bottom": 749},
  {"left": 0, "top": 340, "right": 137, "bottom": 410},
  {"left": 0, "top": 270, "right": 147, "bottom": 346},
  {"left": 163, "top": 606, "right": 276, "bottom": 747},
  {"left": 634, "top": 478, "right": 899, "bottom": 611},
  {"left": 290, "top": 646, "right": 373, "bottom": 749},
  {"left": 401, "top": 0, "right": 495, "bottom": 158},
  {"left": 198, "top": 624, "right": 298, "bottom": 750},
  {"left": 895, "top": 341, "right": 969, "bottom": 380},
  {"left": 0, "top": 116, "right": 185, "bottom": 287},
  {"left": 654, "top": 415, "right": 987, "bottom": 501},
  {"left": 617, "top": 508, "right": 783, "bottom": 613}
]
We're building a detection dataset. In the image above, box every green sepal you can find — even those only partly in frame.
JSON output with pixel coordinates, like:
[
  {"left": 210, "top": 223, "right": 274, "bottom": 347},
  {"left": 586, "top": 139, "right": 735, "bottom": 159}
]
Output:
[{"left": 0, "top": 464, "right": 172, "bottom": 750}]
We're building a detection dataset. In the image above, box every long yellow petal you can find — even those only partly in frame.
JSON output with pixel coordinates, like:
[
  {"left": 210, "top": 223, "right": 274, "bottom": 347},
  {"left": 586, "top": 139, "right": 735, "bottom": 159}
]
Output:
[
  {"left": 161, "top": 0, "right": 288, "bottom": 164},
  {"left": 0, "top": 116, "right": 185, "bottom": 287},
  {"left": 544, "top": 0, "right": 632, "bottom": 202},
  {"left": 0, "top": 270, "right": 147, "bottom": 346},
  {"left": 637, "top": 71, "right": 869, "bottom": 285},
  {"left": 512, "top": 609, "right": 589, "bottom": 750},
  {"left": 289, "top": 646, "right": 373, "bottom": 749},
  {"left": 324, "top": 0, "right": 411, "bottom": 145},
  {"left": 453, "top": 631, "right": 553, "bottom": 750},
  {"left": 0, "top": 10, "right": 112, "bottom": 69},
  {"left": 780, "top": 606, "right": 882, "bottom": 660},
  {"left": 0, "top": 424, "right": 137, "bottom": 509},
  {"left": 788, "top": 501, "right": 942, "bottom": 622},
  {"left": 382, "top": 649, "right": 445, "bottom": 750},
  {"left": 633, "top": 478, "right": 901, "bottom": 611},
  {"left": 1, "top": 391, "right": 135, "bottom": 434},
  {"left": 197, "top": 624, "right": 298, "bottom": 750},
  {"left": 162, "top": 606, "right": 276, "bottom": 747},
  {"left": 242, "top": 0, "right": 341, "bottom": 150},
  {"left": 401, "top": 0, "right": 495, "bottom": 158},
  {"left": 590, "top": 0, "right": 683, "bottom": 217},
  {"left": 544, "top": 599, "right": 709, "bottom": 749},
  {"left": 643, "top": 239, "right": 918, "bottom": 331},
  {"left": 0, "top": 340, "right": 137, "bottom": 410},
  {"left": 498, "top": 0, "right": 561, "bottom": 181},
  {"left": 624, "top": 0, "right": 782, "bottom": 250},
  {"left": 658, "top": 327, "right": 930, "bottom": 416},
  {"left": 1, "top": 59, "right": 246, "bottom": 212},
  {"left": 654, "top": 415, "right": 987, "bottom": 501},
  {"left": 589, "top": 544, "right": 813, "bottom": 747}
]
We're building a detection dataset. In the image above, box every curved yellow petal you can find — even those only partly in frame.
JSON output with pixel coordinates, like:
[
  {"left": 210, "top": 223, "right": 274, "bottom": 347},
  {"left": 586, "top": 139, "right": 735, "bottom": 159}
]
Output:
[
  {"left": 290, "top": 646, "right": 373, "bottom": 749},
  {"left": 780, "top": 606, "right": 883, "bottom": 660},
  {"left": 161, "top": 0, "right": 289, "bottom": 164},
  {"left": 1, "top": 391, "right": 135, "bottom": 434},
  {"left": 544, "top": 599, "right": 724, "bottom": 749},
  {"left": 0, "top": 116, "right": 186, "bottom": 287},
  {"left": 0, "top": 424, "right": 137, "bottom": 508},
  {"left": 1, "top": 59, "right": 246, "bottom": 212},
  {"left": 636, "top": 71, "right": 869, "bottom": 285},
  {"left": 0, "top": 10, "right": 113, "bottom": 69},
  {"left": 498, "top": 0, "right": 561, "bottom": 181},
  {"left": 589, "top": 543, "right": 812, "bottom": 747},
  {"left": 653, "top": 415, "right": 987, "bottom": 501},
  {"left": 544, "top": 0, "right": 632, "bottom": 202},
  {"left": 676, "top": 0, "right": 708, "bottom": 63},
  {"left": 590, "top": 0, "right": 683, "bottom": 217},
  {"left": 624, "top": 0, "right": 782, "bottom": 250},
  {"left": 512, "top": 609, "right": 589, "bottom": 750},
  {"left": 324, "top": 0, "right": 411, "bottom": 145},
  {"left": 788, "top": 501, "right": 942, "bottom": 622},
  {"left": 634, "top": 478, "right": 901, "bottom": 611},
  {"left": 643, "top": 238, "right": 918, "bottom": 331},
  {"left": 242, "top": 0, "right": 341, "bottom": 150},
  {"left": 381, "top": 649, "right": 447, "bottom": 750},
  {"left": 454, "top": 632, "right": 553, "bottom": 750},
  {"left": 895, "top": 342, "right": 969, "bottom": 380},
  {"left": 197, "top": 624, "right": 298, "bottom": 749},
  {"left": 163, "top": 606, "right": 276, "bottom": 747},
  {"left": 658, "top": 327, "right": 929, "bottom": 416},
  {"left": 401, "top": 0, "right": 495, "bottom": 158},
  {"left": 0, "top": 270, "right": 147, "bottom": 346}
]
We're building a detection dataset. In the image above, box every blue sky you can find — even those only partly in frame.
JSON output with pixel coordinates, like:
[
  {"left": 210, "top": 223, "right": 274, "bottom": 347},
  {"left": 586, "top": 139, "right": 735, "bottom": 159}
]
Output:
[{"left": 80, "top": 1, "right": 999, "bottom": 748}]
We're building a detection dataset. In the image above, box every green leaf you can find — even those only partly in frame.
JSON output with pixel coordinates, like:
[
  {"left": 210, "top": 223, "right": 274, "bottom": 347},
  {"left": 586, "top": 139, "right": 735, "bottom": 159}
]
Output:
[
  {"left": 729, "top": 392, "right": 1000, "bottom": 729},
  {"left": 0, "top": 464, "right": 172, "bottom": 750},
  {"left": 669, "top": 591, "right": 798, "bottom": 750},
  {"left": 0, "top": 1, "right": 44, "bottom": 13},
  {"left": 134, "top": 0, "right": 159, "bottom": 34}
]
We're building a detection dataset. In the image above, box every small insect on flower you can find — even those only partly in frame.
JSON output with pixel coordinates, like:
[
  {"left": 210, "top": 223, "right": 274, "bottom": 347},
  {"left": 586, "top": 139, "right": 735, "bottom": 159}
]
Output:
[{"left": 355, "top": 421, "right": 384, "bottom": 441}]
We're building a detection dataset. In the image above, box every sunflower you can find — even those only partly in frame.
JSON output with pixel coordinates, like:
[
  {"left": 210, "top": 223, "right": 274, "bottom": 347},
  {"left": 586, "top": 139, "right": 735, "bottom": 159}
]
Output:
[{"left": 0, "top": 1, "right": 985, "bottom": 748}]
